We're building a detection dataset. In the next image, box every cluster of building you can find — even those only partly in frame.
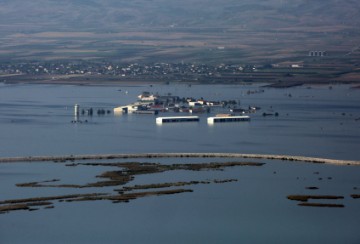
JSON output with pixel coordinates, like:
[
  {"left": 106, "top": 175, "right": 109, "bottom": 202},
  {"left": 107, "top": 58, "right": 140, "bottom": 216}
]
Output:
[
  {"left": 114, "top": 91, "right": 225, "bottom": 114},
  {"left": 113, "top": 91, "right": 256, "bottom": 125},
  {"left": 114, "top": 91, "right": 259, "bottom": 117},
  {"left": 0, "top": 61, "right": 257, "bottom": 78}
]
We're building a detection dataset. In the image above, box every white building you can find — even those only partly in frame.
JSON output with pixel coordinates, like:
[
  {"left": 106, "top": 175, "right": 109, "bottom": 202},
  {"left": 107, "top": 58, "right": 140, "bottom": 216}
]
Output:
[{"left": 138, "top": 92, "right": 157, "bottom": 101}]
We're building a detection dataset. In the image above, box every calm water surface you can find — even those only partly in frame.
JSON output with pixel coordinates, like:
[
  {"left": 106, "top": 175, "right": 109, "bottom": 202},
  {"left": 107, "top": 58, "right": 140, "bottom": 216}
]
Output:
[
  {"left": 0, "top": 83, "right": 360, "bottom": 243},
  {"left": 0, "top": 83, "right": 359, "bottom": 159}
]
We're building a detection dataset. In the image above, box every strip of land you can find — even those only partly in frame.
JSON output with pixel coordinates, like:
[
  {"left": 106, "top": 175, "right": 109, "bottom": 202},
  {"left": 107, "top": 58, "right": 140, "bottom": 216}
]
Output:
[
  {"left": 1, "top": 158, "right": 249, "bottom": 214},
  {"left": 0, "top": 153, "right": 359, "bottom": 166}
]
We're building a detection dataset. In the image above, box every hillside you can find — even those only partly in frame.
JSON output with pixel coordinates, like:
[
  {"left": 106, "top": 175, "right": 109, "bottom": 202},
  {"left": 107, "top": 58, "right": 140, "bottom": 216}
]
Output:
[
  {"left": 0, "top": 0, "right": 359, "bottom": 66},
  {"left": 0, "top": 0, "right": 359, "bottom": 32}
]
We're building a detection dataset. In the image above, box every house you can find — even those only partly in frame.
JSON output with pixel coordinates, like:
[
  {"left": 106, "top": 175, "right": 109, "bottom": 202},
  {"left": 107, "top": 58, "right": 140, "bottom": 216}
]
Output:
[{"left": 138, "top": 92, "right": 157, "bottom": 101}]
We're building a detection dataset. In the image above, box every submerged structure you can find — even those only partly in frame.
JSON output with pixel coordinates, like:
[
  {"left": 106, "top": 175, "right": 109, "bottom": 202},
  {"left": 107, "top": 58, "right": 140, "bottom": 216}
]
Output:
[
  {"left": 207, "top": 115, "right": 250, "bottom": 124},
  {"left": 156, "top": 116, "right": 200, "bottom": 124}
]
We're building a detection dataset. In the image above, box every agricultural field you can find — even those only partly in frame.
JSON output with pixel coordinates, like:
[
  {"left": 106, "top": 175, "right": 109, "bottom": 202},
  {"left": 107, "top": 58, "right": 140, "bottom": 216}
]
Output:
[{"left": 0, "top": 0, "right": 359, "bottom": 85}]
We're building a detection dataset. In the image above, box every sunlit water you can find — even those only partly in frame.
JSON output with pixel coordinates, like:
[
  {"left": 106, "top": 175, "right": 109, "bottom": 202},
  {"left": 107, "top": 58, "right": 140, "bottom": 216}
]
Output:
[{"left": 0, "top": 83, "right": 360, "bottom": 243}]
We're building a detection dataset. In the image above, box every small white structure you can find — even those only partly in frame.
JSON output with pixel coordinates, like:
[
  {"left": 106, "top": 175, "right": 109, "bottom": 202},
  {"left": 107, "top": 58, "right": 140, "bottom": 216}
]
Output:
[
  {"left": 188, "top": 101, "right": 204, "bottom": 107},
  {"left": 207, "top": 115, "right": 250, "bottom": 124},
  {"left": 138, "top": 92, "right": 157, "bottom": 101},
  {"left": 74, "top": 104, "right": 80, "bottom": 116},
  {"left": 114, "top": 102, "right": 142, "bottom": 114},
  {"left": 156, "top": 116, "right": 200, "bottom": 124}
]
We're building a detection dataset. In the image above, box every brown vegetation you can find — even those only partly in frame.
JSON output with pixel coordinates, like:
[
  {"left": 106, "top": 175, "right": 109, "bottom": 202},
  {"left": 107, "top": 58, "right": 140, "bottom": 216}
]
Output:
[
  {"left": 287, "top": 195, "right": 344, "bottom": 202},
  {"left": 298, "top": 203, "right": 344, "bottom": 208},
  {"left": 305, "top": 187, "right": 319, "bottom": 190},
  {"left": 119, "top": 179, "right": 237, "bottom": 192},
  {"left": 0, "top": 193, "right": 106, "bottom": 214},
  {"left": 287, "top": 194, "right": 350, "bottom": 208},
  {"left": 15, "top": 161, "right": 259, "bottom": 190},
  {"left": 0, "top": 159, "right": 253, "bottom": 214},
  {"left": 2, "top": 153, "right": 359, "bottom": 214}
]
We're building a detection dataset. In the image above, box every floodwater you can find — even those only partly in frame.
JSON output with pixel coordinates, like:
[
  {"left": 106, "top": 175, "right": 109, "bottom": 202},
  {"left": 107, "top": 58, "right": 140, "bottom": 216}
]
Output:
[
  {"left": 0, "top": 83, "right": 360, "bottom": 243},
  {"left": 0, "top": 83, "right": 359, "bottom": 159}
]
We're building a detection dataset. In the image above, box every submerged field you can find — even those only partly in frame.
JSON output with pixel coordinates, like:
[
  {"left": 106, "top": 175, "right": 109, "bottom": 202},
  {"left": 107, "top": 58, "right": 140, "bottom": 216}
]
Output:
[
  {"left": 1, "top": 154, "right": 360, "bottom": 243},
  {"left": 0, "top": 83, "right": 359, "bottom": 243}
]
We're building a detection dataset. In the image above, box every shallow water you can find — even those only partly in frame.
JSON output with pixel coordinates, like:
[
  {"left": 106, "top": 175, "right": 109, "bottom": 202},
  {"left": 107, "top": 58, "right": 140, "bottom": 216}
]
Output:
[
  {"left": 0, "top": 83, "right": 360, "bottom": 243},
  {"left": 0, "top": 83, "right": 359, "bottom": 159}
]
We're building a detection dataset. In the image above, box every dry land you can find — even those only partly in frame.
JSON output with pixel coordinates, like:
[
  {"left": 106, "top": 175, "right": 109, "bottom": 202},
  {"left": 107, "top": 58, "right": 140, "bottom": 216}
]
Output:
[
  {"left": 1, "top": 26, "right": 360, "bottom": 87},
  {"left": 1, "top": 153, "right": 359, "bottom": 166}
]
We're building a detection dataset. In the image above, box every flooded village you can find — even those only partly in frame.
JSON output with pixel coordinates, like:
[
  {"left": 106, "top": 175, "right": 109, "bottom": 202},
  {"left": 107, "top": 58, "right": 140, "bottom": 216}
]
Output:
[
  {"left": 72, "top": 90, "right": 263, "bottom": 124},
  {"left": 1, "top": 79, "right": 360, "bottom": 244}
]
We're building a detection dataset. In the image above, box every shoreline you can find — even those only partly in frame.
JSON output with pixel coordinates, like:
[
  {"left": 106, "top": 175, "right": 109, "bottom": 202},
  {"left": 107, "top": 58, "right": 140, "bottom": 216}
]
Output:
[
  {"left": 2, "top": 80, "right": 360, "bottom": 90},
  {"left": 1, "top": 74, "right": 360, "bottom": 88},
  {"left": 0, "top": 153, "right": 359, "bottom": 166}
]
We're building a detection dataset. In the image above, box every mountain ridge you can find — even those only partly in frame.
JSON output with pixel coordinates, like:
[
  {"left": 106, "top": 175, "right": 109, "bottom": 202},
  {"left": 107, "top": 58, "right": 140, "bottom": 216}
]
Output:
[{"left": 0, "top": 0, "right": 359, "bottom": 32}]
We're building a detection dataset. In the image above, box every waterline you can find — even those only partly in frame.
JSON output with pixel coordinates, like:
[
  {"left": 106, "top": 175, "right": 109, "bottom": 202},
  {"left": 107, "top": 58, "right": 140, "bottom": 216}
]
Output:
[{"left": 1, "top": 152, "right": 359, "bottom": 165}]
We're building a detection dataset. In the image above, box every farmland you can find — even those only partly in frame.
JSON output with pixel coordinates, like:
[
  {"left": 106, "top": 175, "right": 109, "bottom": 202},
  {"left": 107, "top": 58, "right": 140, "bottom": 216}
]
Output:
[{"left": 1, "top": 0, "right": 359, "bottom": 85}]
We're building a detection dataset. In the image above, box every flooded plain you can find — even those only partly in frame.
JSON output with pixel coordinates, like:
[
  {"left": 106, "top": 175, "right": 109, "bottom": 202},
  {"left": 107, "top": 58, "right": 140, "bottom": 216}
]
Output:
[{"left": 0, "top": 83, "right": 360, "bottom": 243}]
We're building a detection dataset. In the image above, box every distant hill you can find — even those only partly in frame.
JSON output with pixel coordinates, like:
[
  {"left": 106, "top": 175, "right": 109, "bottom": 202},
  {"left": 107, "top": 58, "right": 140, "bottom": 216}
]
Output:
[
  {"left": 0, "top": 0, "right": 359, "bottom": 32},
  {"left": 1, "top": 0, "right": 359, "bottom": 64}
]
